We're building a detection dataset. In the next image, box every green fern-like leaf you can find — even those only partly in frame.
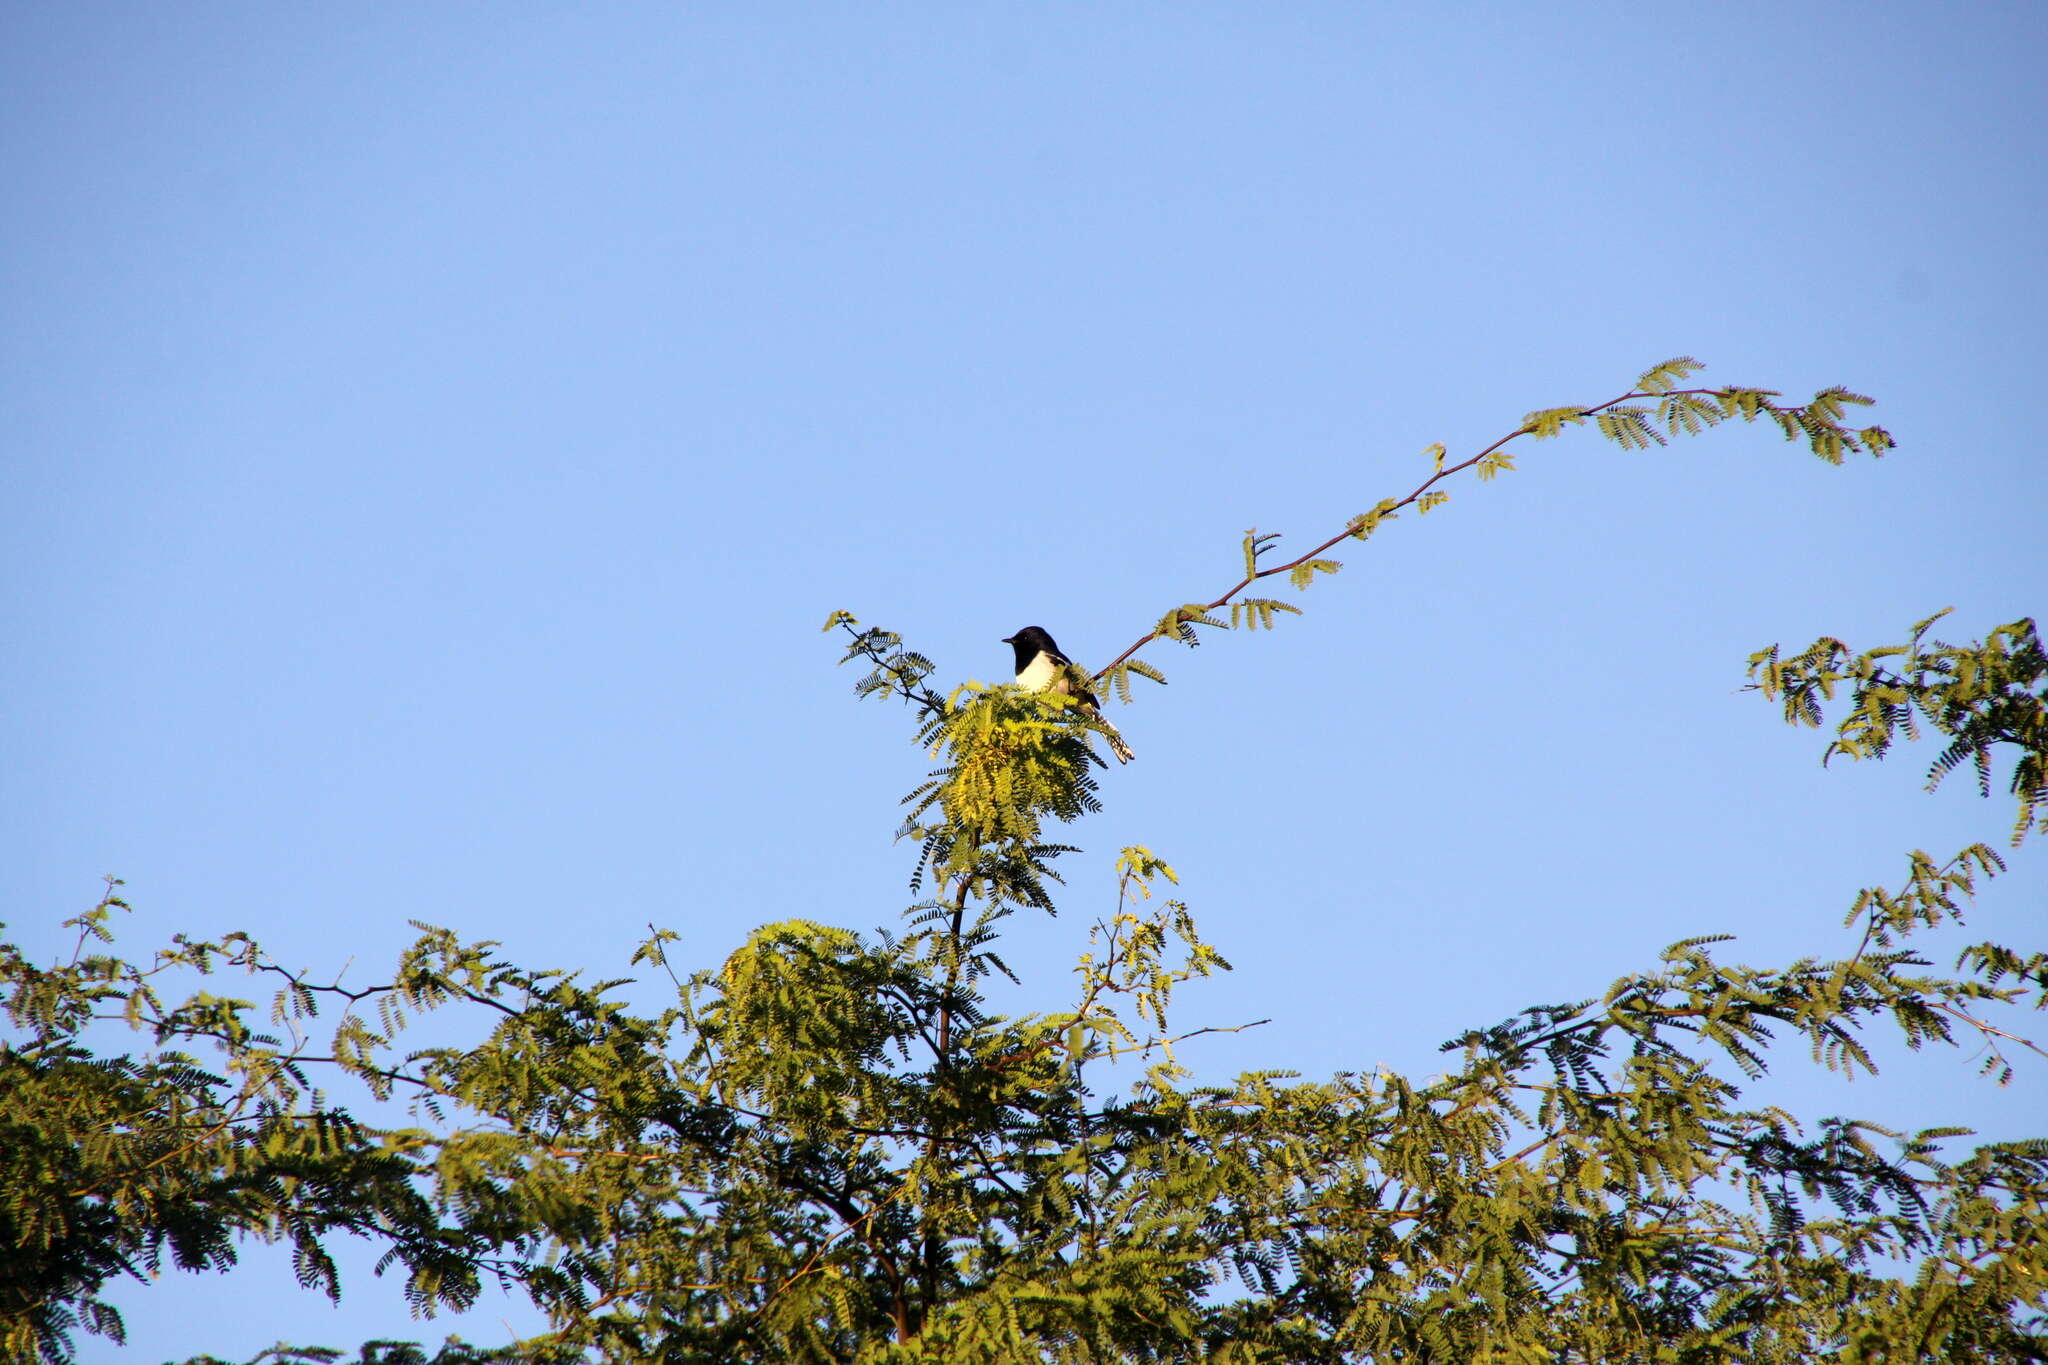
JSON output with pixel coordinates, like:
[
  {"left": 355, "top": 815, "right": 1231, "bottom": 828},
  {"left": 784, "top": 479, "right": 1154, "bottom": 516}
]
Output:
[
  {"left": 1230, "top": 598, "right": 1303, "bottom": 631},
  {"left": 1347, "top": 498, "right": 1400, "bottom": 542},
  {"left": 1595, "top": 407, "right": 1666, "bottom": 450},
  {"left": 1241, "top": 530, "right": 1284, "bottom": 579},
  {"left": 1718, "top": 387, "right": 1774, "bottom": 421},
  {"left": 1287, "top": 559, "right": 1343, "bottom": 590},
  {"left": 1104, "top": 658, "right": 1169, "bottom": 704},
  {"left": 1634, "top": 356, "right": 1704, "bottom": 394},
  {"left": 1523, "top": 407, "right": 1589, "bottom": 439},
  {"left": 1656, "top": 392, "right": 1722, "bottom": 438},
  {"left": 1154, "top": 605, "right": 1227, "bottom": 646}
]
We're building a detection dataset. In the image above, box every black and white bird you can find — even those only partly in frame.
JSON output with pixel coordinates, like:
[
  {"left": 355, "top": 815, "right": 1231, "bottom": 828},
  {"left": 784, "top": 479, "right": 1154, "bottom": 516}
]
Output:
[{"left": 1002, "top": 626, "right": 1136, "bottom": 764}]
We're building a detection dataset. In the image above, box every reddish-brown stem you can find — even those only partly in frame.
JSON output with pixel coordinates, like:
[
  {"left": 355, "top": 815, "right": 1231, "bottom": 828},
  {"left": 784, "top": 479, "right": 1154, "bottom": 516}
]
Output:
[{"left": 1092, "top": 387, "right": 1739, "bottom": 681}]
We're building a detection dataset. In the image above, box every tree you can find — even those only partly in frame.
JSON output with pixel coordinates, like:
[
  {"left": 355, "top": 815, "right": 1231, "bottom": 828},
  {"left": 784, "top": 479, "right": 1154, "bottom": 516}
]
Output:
[{"left": 4, "top": 359, "right": 2042, "bottom": 1364}]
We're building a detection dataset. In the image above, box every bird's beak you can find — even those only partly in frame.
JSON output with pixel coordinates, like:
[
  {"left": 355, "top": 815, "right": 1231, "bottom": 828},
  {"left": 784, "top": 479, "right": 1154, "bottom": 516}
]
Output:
[{"left": 1000, "top": 635, "right": 1015, "bottom": 644}]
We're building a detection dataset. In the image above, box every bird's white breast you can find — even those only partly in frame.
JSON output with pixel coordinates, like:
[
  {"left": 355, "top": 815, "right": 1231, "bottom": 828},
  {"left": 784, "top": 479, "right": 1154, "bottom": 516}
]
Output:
[{"left": 1015, "top": 653, "right": 1066, "bottom": 693}]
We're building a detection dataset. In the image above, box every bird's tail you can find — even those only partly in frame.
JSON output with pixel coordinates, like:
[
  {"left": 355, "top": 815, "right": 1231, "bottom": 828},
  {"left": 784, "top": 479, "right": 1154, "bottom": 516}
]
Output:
[
  {"left": 1101, "top": 722, "right": 1136, "bottom": 765},
  {"left": 1065, "top": 689, "right": 1137, "bottom": 764}
]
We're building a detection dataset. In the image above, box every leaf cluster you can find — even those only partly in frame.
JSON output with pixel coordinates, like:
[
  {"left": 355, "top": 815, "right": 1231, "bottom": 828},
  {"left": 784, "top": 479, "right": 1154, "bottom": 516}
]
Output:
[
  {"left": 1750, "top": 610, "right": 2047, "bottom": 845},
  {"left": 0, "top": 887, "right": 510, "bottom": 1365}
]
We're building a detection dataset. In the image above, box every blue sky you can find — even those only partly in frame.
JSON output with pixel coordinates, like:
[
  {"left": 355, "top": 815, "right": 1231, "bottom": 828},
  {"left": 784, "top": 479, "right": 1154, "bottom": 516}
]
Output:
[{"left": 5, "top": 4, "right": 2044, "bottom": 1358}]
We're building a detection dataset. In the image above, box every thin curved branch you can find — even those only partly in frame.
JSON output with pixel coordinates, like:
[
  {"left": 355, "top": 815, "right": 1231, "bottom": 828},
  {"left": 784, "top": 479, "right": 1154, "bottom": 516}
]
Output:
[{"left": 1094, "top": 386, "right": 1784, "bottom": 680}]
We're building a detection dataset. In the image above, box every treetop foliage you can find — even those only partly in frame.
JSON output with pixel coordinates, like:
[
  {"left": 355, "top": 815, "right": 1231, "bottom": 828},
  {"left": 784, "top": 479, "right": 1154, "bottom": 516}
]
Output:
[{"left": 5, "top": 360, "right": 2041, "bottom": 1364}]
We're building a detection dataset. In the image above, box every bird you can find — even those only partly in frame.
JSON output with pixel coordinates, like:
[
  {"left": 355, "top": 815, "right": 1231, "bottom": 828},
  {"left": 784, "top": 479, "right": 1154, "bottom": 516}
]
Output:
[{"left": 1001, "top": 626, "right": 1136, "bottom": 764}]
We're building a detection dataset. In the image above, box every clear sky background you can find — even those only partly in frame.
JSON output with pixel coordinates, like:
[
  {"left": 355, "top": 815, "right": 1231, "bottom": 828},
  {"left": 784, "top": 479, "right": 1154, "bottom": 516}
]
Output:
[{"left": 5, "top": 4, "right": 2045, "bottom": 1359}]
